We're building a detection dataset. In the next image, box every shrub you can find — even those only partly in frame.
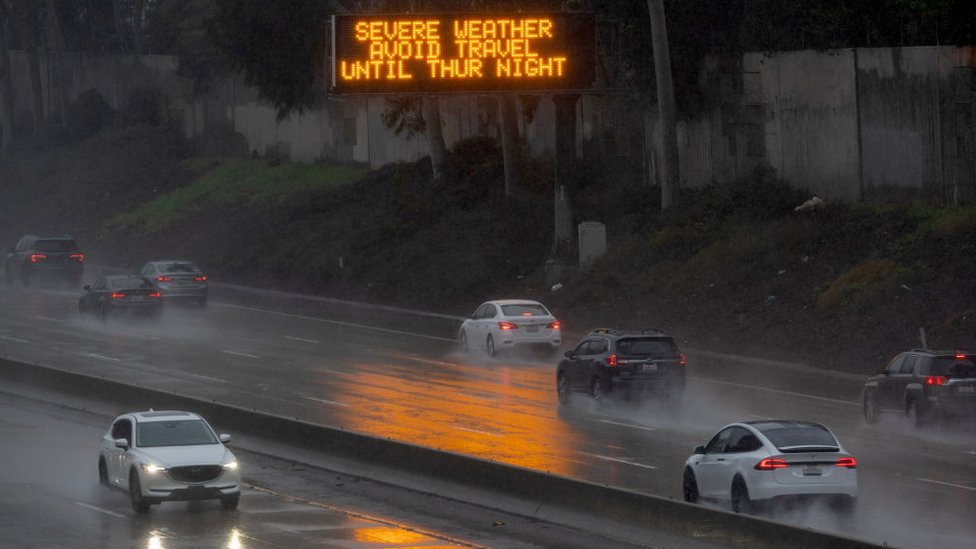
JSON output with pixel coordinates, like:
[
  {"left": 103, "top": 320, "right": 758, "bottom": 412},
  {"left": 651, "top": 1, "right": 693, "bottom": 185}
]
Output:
[
  {"left": 65, "top": 89, "right": 114, "bottom": 140},
  {"left": 817, "top": 258, "right": 909, "bottom": 310},
  {"left": 124, "top": 87, "right": 167, "bottom": 127}
]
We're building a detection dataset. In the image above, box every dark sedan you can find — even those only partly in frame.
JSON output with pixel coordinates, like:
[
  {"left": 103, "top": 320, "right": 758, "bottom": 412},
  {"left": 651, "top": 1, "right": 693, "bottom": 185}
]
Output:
[{"left": 79, "top": 275, "right": 162, "bottom": 320}]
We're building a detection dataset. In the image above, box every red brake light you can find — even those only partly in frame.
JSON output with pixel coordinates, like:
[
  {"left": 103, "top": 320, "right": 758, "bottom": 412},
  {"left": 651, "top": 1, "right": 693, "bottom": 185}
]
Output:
[
  {"left": 679, "top": 353, "right": 686, "bottom": 366},
  {"left": 156, "top": 276, "right": 173, "bottom": 282},
  {"left": 955, "top": 353, "right": 966, "bottom": 359},
  {"left": 149, "top": 291, "right": 161, "bottom": 298},
  {"left": 607, "top": 354, "right": 618, "bottom": 367},
  {"left": 925, "top": 376, "right": 947, "bottom": 386},
  {"left": 547, "top": 320, "right": 560, "bottom": 330},
  {"left": 835, "top": 457, "right": 857, "bottom": 469},
  {"left": 498, "top": 321, "right": 518, "bottom": 330},
  {"left": 69, "top": 253, "right": 84, "bottom": 262},
  {"left": 110, "top": 292, "right": 126, "bottom": 299},
  {"left": 30, "top": 254, "right": 47, "bottom": 263},
  {"left": 755, "top": 458, "right": 789, "bottom": 470},
  {"left": 194, "top": 275, "right": 208, "bottom": 282}
]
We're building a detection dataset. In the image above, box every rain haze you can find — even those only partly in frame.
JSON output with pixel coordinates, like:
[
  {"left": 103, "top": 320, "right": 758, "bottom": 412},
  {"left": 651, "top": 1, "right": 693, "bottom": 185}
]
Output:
[{"left": 2, "top": 1, "right": 976, "bottom": 548}]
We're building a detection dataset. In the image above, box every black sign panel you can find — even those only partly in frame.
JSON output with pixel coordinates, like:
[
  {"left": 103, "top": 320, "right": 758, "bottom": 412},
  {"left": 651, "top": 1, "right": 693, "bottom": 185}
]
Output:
[{"left": 332, "top": 13, "right": 596, "bottom": 94}]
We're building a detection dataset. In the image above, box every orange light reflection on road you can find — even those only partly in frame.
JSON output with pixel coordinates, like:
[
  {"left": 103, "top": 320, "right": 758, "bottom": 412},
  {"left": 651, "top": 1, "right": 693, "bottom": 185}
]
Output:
[
  {"left": 313, "top": 360, "right": 583, "bottom": 476},
  {"left": 351, "top": 527, "right": 430, "bottom": 544}
]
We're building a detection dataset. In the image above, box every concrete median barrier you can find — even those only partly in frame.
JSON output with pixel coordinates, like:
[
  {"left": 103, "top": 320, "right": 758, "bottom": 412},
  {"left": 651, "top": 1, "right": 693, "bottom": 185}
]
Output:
[{"left": 0, "top": 357, "right": 881, "bottom": 549}]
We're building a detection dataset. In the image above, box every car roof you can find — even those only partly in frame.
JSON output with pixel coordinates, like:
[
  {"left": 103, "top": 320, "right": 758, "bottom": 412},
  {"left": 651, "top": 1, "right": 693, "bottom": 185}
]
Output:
[
  {"left": 128, "top": 410, "right": 201, "bottom": 423},
  {"left": 148, "top": 260, "right": 197, "bottom": 265},
  {"left": 906, "top": 348, "right": 975, "bottom": 357},
  {"left": 489, "top": 299, "right": 545, "bottom": 306},
  {"left": 104, "top": 274, "right": 148, "bottom": 281},
  {"left": 743, "top": 419, "right": 828, "bottom": 431},
  {"left": 587, "top": 327, "right": 672, "bottom": 338}
]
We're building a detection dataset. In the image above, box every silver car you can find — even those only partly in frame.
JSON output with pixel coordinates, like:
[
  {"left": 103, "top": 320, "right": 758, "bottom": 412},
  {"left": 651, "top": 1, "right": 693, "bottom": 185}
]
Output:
[{"left": 140, "top": 260, "right": 209, "bottom": 306}]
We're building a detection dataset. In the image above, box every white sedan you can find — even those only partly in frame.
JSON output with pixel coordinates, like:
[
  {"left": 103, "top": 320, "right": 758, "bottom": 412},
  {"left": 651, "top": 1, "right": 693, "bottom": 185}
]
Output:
[
  {"left": 683, "top": 420, "right": 857, "bottom": 513},
  {"left": 458, "top": 299, "right": 561, "bottom": 357},
  {"left": 98, "top": 410, "right": 241, "bottom": 513}
]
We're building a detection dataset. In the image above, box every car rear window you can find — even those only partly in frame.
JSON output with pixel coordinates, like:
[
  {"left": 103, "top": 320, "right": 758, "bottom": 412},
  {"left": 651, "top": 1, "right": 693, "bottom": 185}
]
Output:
[
  {"left": 927, "top": 357, "right": 976, "bottom": 377},
  {"left": 34, "top": 239, "right": 77, "bottom": 252},
  {"left": 137, "top": 419, "right": 218, "bottom": 447},
  {"left": 753, "top": 422, "right": 839, "bottom": 452},
  {"left": 161, "top": 262, "right": 199, "bottom": 273},
  {"left": 110, "top": 277, "right": 154, "bottom": 290},
  {"left": 616, "top": 337, "right": 678, "bottom": 356},
  {"left": 501, "top": 303, "right": 549, "bottom": 316}
]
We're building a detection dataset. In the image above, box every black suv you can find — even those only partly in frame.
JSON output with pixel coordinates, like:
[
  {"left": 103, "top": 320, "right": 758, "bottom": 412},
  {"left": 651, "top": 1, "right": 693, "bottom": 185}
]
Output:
[
  {"left": 4, "top": 234, "right": 84, "bottom": 287},
  {"left": 556, "top": 328, "right": 686, "bottom": 404},
  {"left": 863, "top": 349, "right": 976, "bottom": 426}
]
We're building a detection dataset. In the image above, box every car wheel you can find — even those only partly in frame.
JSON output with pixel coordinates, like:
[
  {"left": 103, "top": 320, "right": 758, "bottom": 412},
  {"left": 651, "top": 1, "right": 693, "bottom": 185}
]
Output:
[
  {"left": 221, "top": 493, "right": 240, "bottom": 511},
  {"left": 78, "top": 299, "right": 87, "bottom": 315},
  {"left": 863, "top": 393, "right": 879, "bottom": 424},
  {"left": 682, "top": 467, "right": 700, "bottom": 503},
  {"left": 98, "top": 457, "right": 109, "bottom": 485},
  {"left": 97, "top": 303, "right": 108, "bottom": 322},
  {"left": 4, "top": 267, "right": 12, "bottom": 287},
  {"left": 486, "top": 335, "right": 496, "bottom": 357},
  {"left": 906, "top": 398, "right": 927, "bottom": 427},
  {"left": 459, "top": 330, "right": 469, "bottom": 353},
  {"left": 591, "top": 377, "right": 606, "bottom": 402},
  {"left": 557, "top": 372, "right": 570, "bottom": 405},
  {"left": 731, "top": 477, "right": 754, "bottom": 514},
  {"left": 129, "top": 469, "right": 151, "bottom": 513},
  {"left": 20, "top": 268, "right": 31, "bottom": 288}
]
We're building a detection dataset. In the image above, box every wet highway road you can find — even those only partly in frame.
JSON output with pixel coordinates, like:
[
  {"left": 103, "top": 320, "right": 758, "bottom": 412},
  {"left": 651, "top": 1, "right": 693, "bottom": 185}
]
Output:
[{"left": 1, "top": 282, "right": 974, "bottom": 548}]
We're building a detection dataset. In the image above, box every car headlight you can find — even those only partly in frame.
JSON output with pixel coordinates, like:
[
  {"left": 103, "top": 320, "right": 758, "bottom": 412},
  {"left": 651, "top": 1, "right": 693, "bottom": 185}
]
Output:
[
  {"left": 222, "top": 461, "right": 238, "bottom": 471},
  {"left": 141, "top": 463, "right": 167, "bottom": 474}
]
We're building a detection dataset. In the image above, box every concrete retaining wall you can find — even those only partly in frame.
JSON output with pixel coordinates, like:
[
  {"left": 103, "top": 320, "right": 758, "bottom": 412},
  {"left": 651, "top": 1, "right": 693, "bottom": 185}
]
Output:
[{"left": 0, "top": 356, "right": 880, "bottom": 548}]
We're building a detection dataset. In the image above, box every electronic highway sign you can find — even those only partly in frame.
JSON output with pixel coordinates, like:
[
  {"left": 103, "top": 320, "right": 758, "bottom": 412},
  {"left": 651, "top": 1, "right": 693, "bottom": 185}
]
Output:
[{"left": 331, "top": 13, "right": 596, "bottom": 94}]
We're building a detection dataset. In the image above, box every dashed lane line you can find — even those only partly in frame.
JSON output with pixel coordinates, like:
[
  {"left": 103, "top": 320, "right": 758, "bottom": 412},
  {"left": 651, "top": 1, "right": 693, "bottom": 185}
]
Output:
[
  {"left": 0, "top": 334, "right": 30, "bottom": 343},
  {"left": 453, "top": 426, "right": 501, "bottom": 437},
  {"left": 303, "top": 396, "right": 350, "bottom": 407},
  {"left": 284, "top": 335, "right": 320, "bottom": 344},
  {"left": 74, "top": 502, "right": 127, "bottom": 519},
  {"left": 577, "top": 451, "right": 659, "bottom": 470},
  {"left": 222, "top": 350, "right": 261, "bottom": 359},
  {"left": 691, "top": 376, "right": 860, "bottom": 406},
  {"left": 917, "top": 478, "right": 976, "bottom": 492},
  {"left": 79, "top": 352, "right": 121, "bottom": 362},
  {"left": 33, "top": 315, "right": 65, "bottom": 323},
  {"left": 597, "top": 419, "right": 657, "bottom": 432}
]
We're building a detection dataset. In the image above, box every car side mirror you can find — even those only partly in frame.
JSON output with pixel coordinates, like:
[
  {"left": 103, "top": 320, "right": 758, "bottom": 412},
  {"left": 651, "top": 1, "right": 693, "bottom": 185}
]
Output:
[
  {"left": 219, "top": 433, "right": 231, "bottom": 444},
  {"left": 114, "top": 438, "right": 130, "bottom": 450},
  {"left": 694, "top": 445, "right": 706, "bottom": 455},
  {"left": 83, "top": 285, "right": 92, "bottom": 292},
  {"left": 564, "top": 350, "right": 574, "bottom": 358}
]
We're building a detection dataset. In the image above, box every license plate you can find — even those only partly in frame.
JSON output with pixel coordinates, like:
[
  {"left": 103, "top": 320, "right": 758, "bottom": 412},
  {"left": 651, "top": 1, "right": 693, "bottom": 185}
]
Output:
[
  {"left": 131, "top": 296, "right": 144, "bottom": 302},
  {"left": 959, "top": 385, "right": 975, "bottom": 394},
  {"left": 526, "top": 325, "right": 539, "bottom": 333},
  {"left": 802, "top": 465, "right": 822, "bottom": 476},
  {"left": 642, "top": 363, "right": 658, "bottom": 372}
]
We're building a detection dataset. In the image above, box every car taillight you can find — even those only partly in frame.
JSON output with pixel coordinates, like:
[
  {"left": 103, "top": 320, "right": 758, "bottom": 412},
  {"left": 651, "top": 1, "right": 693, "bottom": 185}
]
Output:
[
  {"left": 607, "top": 354, "right": 618, "bottom": 367},
  {"left": 926, "top": 376, "right": 947, "bottom": 386},
  {"left": 835, "top": 457, "right": 857, "bottom": 469},
  {"left": 755, "top": 458, "right": 789, "bottom": 470},
  {"left": 110, "top": 292, "right": 126, "bottom": 299},
  {"left": 69, "top": 253, "right": 84, "bottom": 262},
  {"left": 955, "top": 353, "right": 967, "bottom": 359},
  {"left": 30, "top": 254, "right": 47, "bottom": 262},
  {"left": 498, "top": 321, "right": 518, "bottom": 330},
  {"left": 547, "top": 320, "right": 560, "bottom": 330},
  {"left": 149, "top": 291, "right": 161, "bottom": 298},
  {"left": 679, "top": 353, "right": 686, "bottom": 366},
  {"left": 194, "top": 275, "right": 208, "bottom": 282},
  {"left": 156, "top": 276, "right": 173, "bottom": 282}
]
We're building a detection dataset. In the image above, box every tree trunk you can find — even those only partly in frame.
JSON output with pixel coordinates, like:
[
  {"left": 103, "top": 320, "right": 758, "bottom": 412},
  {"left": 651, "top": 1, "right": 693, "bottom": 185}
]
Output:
[
  {"left": 551, "top": 94, "right": 578, "bottom": 259},
  {"left": 26, "top": 43, "right": 43, "bottom": 131},
  {"left": 498, "top": 94, "right": 520, "bottom": 196},
  {"left": 132, "top": 0, "right": 144, "bottom": 57},
  {"left": 647, "top": 0, "right": 679, "bottom": 210},
  {"left": 44, "top": 0, "right": 68, "bottom": 124},
  {"left": 422, "top": 96, "right": 446, "bottom": 180},
  {"left": 112, "top": 0, "right": 127, "bottom": 52},
  {"left": 0, "top": 3, "right": 15, "bottom": 151}
]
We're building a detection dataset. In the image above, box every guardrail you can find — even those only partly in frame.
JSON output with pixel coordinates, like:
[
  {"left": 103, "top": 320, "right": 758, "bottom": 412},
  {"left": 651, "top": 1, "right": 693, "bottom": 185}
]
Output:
[{"left": 0, "top": 357, "right": 882, "bottom": 549}]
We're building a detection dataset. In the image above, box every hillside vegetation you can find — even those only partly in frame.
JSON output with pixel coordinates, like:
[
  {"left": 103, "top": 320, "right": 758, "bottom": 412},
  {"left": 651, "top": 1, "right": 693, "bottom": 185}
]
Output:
[{"left": 2, "top": 122, "right": 975, "bottom": 375}]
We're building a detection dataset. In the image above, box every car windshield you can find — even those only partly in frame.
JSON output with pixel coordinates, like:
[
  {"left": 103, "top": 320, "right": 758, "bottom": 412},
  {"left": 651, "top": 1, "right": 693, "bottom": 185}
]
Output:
[
  {"left": 928, "top": 357, "right": 976, "bottom": 377},
  {"left": 137, "top": 419, "right": 218, "bottom": 447},
  {"left": 754, "top": 422, "right": 839, "bottom": 452},
  {"left": 160, "top": 262, "right": 199, "bottom": 273},
  {"left": 110, "top": 278, "right": 154, "bottom": 290},
  {"left": 616, "top": 337, "right": 677, "bottom": 356},
  {"left": 500, "top": 303, "right": 549, "bottom": 316},
  {"left": 34, "top": 239, "right": 77, "bottom": 252}
]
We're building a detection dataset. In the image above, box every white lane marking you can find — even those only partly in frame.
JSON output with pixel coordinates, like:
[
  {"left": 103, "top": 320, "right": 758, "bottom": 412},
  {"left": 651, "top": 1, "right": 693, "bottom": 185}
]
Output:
[
  {"left": 691, "top": 376, "right": 859, "bottom": 406},
  {"left": 121, "top": 332, "right": 159, "bottom": 341},
  {"left": 74, "top": 502, "right": 127, "bottom": 518},
  {"left": 598, "top": 419, "right": 657, "bottom": 432},
  {"left": 965, "top": 451, "right": 976, "bottom": 456},
  {"left": 304, "top": 397, "right": 349, "bottom": 407},
  {"left": 222, "top": 350, "right": 260, "bottom": 359},
  {"left": 33, "top": 315, "right": 65, "bottom": 323},
  {"left": 917, "top": 478, "right": 976, "bottom": 492},
  {"left": 458, "top": 393, "right": 493, "bottom": 402},
  {"left": 219, "top": 303, "right": 455, "bottom": 343},
  {"left": 284, "top": 335, "right": 320, "bottom": 344},
  {"left": 453, "top": 426, "right": 501, "bottom": 437},
  {"left": 0, "top": 335, "right": 30, "bottom": 343},
  {"left": 578, "top": 451, "right": 658, "bottom": 470},
  {"left": 184, "top": 373, "right": 228, "bottom": 384},
  {"left": 80, "top": 352, "right": 121, "bottom": 362}
]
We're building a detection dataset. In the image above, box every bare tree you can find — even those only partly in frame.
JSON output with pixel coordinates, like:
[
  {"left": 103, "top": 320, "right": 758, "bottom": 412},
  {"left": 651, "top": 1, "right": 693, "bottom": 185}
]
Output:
[
  {"left": 421, "top": 96, "right": 447, "bottom": 180},
  {"left": 0, "top": 0, "right": 14, "bottom": 150},
  {"left": 646, "top": 0, "right": 678, "bottom": 210},
  {"left": 44, "top": 0, "right": 68, "bottom": 123}
]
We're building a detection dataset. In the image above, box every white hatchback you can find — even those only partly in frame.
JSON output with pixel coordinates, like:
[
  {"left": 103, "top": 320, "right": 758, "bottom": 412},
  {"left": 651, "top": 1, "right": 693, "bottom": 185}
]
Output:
[
  {"left": 98, "top": 410, "right": 241, "bottom": 513},
  {"left": 458, "top": 299, "right": 561, "bottom": 357},
  {"left": 683, "top": 420, "right": 857, "bottom": 513}
]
